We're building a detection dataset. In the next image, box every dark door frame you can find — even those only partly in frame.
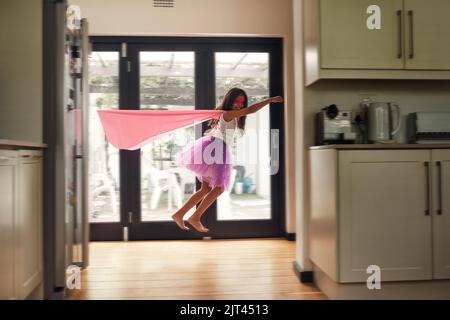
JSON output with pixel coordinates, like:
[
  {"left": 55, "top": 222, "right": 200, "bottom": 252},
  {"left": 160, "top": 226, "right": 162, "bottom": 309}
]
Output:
[
  {"left": 88, "top": 42, "right": 126, "bottom": 241},
  {"left": 89, "top": 36, "right": 285, "bottom": 240}
]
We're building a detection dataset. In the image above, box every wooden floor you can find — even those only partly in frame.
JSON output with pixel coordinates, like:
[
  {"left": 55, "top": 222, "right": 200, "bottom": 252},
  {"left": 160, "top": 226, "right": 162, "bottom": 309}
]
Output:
[{"left": 66, "top": 238, "right": 326, "bottom": 300}]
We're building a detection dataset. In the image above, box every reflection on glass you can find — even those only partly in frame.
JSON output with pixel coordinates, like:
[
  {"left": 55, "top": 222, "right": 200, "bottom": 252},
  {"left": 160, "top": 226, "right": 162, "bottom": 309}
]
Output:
[
  {"left": 88, "top": 52, "right": 120, "bottom": 223},
  {"left": 215, "top": 52, "right": 271, "bottom": 221},
  {"left": 139, "top": 52, "right": 197, "bottom": 222}
]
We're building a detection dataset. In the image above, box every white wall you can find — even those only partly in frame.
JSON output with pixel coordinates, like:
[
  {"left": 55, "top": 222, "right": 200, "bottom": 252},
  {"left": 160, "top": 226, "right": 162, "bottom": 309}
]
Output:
[
  {"left": 71, "top": 0, "right": 291, "bottom": 37},
  {"left": 0, "top": 0, "right": 43, "bottom": 142},
  {"left": 304, "top": 80, "right": 450, "bottom": 145},
  {"left": 71, "top": 0, "right": 297, "bottom": 233},
  {"left": 293, "top": 0, "right": 311, "bottom": 271}
]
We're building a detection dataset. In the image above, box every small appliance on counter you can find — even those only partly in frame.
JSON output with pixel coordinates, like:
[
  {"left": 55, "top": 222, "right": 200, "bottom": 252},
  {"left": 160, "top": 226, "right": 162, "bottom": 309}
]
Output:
[
  {"left": 407, "top": 112, "right": 450, "bottom": 144},
  {"left": 366, "top": 102, "right": 401, "bottom": 144},
  {"left": 315, "top": 104, "right": 356, "bottom": 145}
]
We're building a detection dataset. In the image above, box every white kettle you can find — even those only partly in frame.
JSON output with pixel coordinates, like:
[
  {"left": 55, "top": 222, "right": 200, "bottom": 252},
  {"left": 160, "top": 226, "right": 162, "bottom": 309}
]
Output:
[{"left": 367, "top": 102, "right": 401, "bottom": 143}]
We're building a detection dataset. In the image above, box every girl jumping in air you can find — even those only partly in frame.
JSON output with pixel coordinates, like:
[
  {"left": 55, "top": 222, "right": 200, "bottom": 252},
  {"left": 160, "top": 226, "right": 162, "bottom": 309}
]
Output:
[{"left": 172, "top": 87, "right": 284, "bottom": 233}]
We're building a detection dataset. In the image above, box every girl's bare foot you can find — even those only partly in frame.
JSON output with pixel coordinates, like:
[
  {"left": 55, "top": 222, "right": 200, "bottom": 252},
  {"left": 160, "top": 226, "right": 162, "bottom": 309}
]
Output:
[
  {"left": 187, "top": 216, "right": 209, "bottom": 233},
  {"left": 171, "top": 213, "right": 189, "bottom": 231}
]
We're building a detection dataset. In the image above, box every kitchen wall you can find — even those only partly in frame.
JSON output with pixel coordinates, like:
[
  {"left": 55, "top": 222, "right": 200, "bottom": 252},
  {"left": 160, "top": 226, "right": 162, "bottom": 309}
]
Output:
[
  {"left": 70, "top": 0, "right": 290, "bottom": 37},
  {"left": 304, "top": 80, "right": 450, "bottom": 145},
  {"left": 70, "top": 0, "right": 297, "bottom": 233},
  {"left": 0, "top": 0, "right": 43, "bottom": 142},
  {"left": 292, "top": 0, "right": 309, "bottom": 270},
  {"left": 293, "top": 0, "right": 450, "bottom": 271}
]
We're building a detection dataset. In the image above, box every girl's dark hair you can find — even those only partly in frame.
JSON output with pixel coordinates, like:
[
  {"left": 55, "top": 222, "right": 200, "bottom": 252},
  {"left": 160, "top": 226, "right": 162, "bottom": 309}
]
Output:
[{"left": 208, "top": 87, "right": 248, "bottom": 130}]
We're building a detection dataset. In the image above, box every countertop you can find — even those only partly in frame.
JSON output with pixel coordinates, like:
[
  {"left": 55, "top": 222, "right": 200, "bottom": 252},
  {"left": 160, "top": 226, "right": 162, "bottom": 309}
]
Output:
[
  {"left": 0, "top": 139, "right": 48, "bottom": 149},
  {"left": 309, "top": 144, "right": 450, "bottom": 150}
]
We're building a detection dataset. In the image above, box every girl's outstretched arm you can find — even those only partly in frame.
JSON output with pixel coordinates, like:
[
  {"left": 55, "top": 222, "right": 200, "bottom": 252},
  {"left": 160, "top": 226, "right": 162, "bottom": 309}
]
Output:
[{"left": 223, "top": 96, "right": 284, "bottom": 122}]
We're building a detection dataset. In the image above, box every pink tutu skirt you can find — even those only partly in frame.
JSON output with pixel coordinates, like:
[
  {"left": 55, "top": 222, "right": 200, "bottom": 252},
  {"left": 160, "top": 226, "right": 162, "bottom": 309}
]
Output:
[{"left": 175, "top": 135, "right": 232, "bottom": 191}]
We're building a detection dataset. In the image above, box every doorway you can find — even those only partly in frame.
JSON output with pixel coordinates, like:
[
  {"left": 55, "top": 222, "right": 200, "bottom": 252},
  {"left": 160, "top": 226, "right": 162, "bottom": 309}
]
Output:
[{"left": 88, "top": 37, "right": 285, "bottom": 240}]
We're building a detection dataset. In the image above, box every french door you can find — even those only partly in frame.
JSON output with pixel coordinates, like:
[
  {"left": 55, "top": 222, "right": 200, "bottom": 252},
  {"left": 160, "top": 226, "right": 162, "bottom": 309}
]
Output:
[{"left": 88, "top": 37, "right": 285, "bottom": 240}]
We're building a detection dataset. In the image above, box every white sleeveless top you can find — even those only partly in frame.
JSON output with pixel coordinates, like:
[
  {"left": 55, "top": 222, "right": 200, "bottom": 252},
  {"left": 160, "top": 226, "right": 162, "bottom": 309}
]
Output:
[{"left": 206, "top": 113, "right": 244, "bottom": 145}]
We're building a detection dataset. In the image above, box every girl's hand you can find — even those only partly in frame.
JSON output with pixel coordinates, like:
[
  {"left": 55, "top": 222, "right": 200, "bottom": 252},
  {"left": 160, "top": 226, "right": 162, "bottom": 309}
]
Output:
[{"left": 270, "top": 96, "right": 284, "bottom": 103}]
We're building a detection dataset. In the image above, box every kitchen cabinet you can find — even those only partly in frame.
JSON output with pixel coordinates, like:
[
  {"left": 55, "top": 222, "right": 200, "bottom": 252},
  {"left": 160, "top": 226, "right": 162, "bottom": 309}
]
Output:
[
  {"left": 17, "top": 150, "right": 43, "bottom": 298},
  {"left": 309, "top": 147, "right": 450, "bottom": 283},
  {"left": 404, "top": 0, "right": 450, "bottom": 70},
  {"left": 321, "top": 0, "right": 404, "bottom": 70},
  {"left": 432, "top": 150, "right": 450, "bottom": 279},
  {"left": 0, "top": 148, "right": 43, "bottom": 299},
  {"left": 339, "top": 150, "right": 432, "bottom": 282},
  {"left": 304, "top": 0, "right": 450, "bottom": 85},
  {"left": 0, "top": 150, "right": 19, "bottom": 299}
]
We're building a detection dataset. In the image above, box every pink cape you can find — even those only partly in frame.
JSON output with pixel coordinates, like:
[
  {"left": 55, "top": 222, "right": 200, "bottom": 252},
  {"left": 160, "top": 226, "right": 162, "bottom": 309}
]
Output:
[{"left": 96, "top": 109, "right": 224, "bottom": 150}]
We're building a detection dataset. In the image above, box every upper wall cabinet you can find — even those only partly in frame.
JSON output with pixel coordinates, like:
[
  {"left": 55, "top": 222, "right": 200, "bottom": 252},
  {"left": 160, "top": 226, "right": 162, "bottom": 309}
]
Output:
[
  {"left": 404, "top": 0, "right": 450, "bottom": 70},
  {"left": 304, "top": 0, "right": 450, "bottom": 85},
  {"left": 321, "top": 0, "right": 404, "bottom": 70}
]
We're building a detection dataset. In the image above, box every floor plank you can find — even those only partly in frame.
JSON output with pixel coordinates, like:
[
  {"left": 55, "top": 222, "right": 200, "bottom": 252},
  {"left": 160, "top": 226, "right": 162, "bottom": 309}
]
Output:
[{"left": 66, "top": 238, "right": 326, "bottom": 300}]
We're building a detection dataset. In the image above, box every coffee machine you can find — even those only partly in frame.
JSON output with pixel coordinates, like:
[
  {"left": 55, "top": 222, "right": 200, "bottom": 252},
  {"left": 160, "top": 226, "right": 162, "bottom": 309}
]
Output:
[{"left": 315, "top": 104, "right": 357, "bottom": 145}]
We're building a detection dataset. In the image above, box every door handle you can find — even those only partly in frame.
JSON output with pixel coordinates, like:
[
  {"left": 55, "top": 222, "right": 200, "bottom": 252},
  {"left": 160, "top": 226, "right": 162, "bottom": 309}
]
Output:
[
  {"left": 408, "top": 10, "right": 414, "bottom": 59},
  {"left": 424, "top": 162, "right": 430, "bottom": 215},
  {"left": 397, "top": 10, "right": 403, "bottom": 59},
  {"left": 436, "top": 162, "right": 443, "bottom": 215},
  {"left": 128, "top": 211, "right": 133, "bottom": 224}
]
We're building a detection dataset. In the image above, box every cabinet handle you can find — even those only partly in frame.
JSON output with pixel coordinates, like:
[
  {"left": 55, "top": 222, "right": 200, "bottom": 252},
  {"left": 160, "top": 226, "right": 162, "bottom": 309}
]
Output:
[
  {"left": 437, "top": 162, "right": 443, "bottom": 215},
  {"left": 20, "top": 154, "right": 42, "bottom": 159},
  {"left": 397, "top": 10, "right": 403, "bottom": 59},
  {"left": 408, "top": 10, "right": 414, "bottom": 59},
  {"left": 424, "top": 162, "right": 430, "bottom": 215}
]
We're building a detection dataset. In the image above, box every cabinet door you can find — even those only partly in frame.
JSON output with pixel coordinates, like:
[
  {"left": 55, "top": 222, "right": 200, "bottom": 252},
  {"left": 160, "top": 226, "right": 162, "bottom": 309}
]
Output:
[
  {"left": 339, "top": 150, "right": 432, "bottom": 282},
  {"left": 17, "top": 151, "right": 43, "bottom": 299},
  {"left": 432, "top": 150, "right": 450, "bottom": 279},
  {"left": 320, "top": 0, "right": 404, "bottom": 69},
  {"left": 404, "top": 0, "right": 450, "bottom": 70},
  {"left": 0, "top": 151, "right": 18, "bottom": 299}
]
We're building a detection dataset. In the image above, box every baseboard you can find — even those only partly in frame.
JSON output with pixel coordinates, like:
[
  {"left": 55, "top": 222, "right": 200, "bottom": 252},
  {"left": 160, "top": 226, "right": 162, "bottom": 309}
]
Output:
[
  {"left": 26, "top": 282, "right": 44, "bottom": 300},
  {"left": 313, "top": 263, "right": 450, "bottom": 300},
  {"left": 293, "top": 261, "right": 314, "bottom": 283},
  {"left": 46, "top": 287, "right": 65, "bottom": 300},
  {"left": 285, "top": 233, "right": 296, "bottom": 241}
]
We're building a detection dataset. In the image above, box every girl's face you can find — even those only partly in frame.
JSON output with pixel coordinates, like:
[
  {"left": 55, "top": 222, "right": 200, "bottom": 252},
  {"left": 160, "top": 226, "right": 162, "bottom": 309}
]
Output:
[{"left": 232, "top": 95, "right": 246, "bottom": 110}]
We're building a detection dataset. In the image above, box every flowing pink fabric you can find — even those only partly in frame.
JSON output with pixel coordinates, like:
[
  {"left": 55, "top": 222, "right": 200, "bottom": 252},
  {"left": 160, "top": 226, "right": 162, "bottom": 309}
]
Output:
[{"left": 96, "top": 109, "right": 224, "bottom": 150}]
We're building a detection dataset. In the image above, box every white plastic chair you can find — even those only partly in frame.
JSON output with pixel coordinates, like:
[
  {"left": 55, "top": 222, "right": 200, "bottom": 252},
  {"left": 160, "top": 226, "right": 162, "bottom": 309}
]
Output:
[
  {"left": 174, "top": 167, "right": 196, "bottom": 196},
  {"left": 217, "top": 168, "right": 237, "bottom": 215},
  {"left": 89, "top": 139, "right": 120, "bottom": 220},
  {"left": 218, "top": 168, "right": 237, "bottom": 199},
  {"left": 147, "top": 166, "right": 182, "bottom": 210},
  {"left": 90, "top": 172, "right": 118, "bottom": 220}
]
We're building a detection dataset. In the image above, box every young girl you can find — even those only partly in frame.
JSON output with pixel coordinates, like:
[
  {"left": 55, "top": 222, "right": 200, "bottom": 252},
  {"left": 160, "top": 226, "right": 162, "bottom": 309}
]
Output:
[{"left": 172, "top": 88, "right": 284, "bottom": 233}]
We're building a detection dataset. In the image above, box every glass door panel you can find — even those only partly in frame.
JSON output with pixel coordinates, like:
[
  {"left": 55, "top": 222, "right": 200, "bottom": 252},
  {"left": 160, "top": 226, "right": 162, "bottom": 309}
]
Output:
[
  {"left": 138, "top": 52, "right": 197, "bottom": 222},
  {"left": 88, "top": 37, "right": 284, "bottom": 240},
  {"left": 215, "top": 52, "right": 271, "bottom": 221},
  {"left": 88, "top": 51, "right": 120, "bottom": 223}
]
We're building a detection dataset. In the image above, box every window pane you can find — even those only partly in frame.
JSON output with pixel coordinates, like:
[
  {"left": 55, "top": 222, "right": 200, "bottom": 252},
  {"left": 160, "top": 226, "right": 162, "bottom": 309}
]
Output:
[
  {"left": 215, "top": 52, "right": 271, "bottom": 221},
  {"left": 88, "top": 52, "right": 120, "bottom": 223},
  {"left": 139, "top": 52, "right": 197, "bottom": 222}
]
